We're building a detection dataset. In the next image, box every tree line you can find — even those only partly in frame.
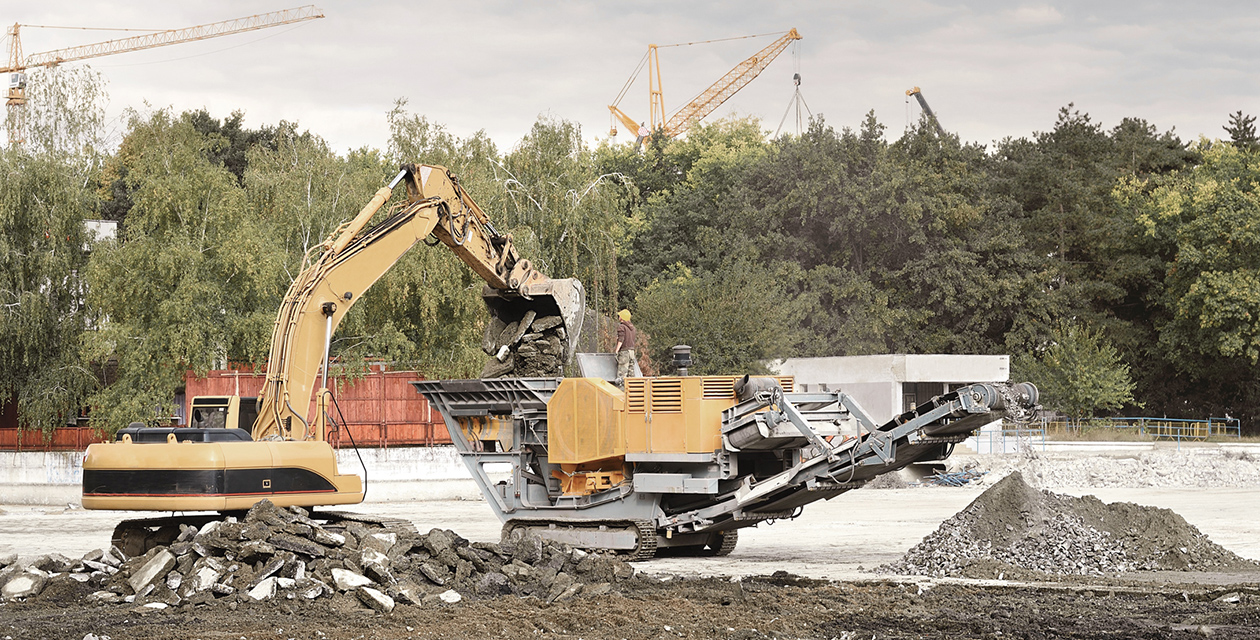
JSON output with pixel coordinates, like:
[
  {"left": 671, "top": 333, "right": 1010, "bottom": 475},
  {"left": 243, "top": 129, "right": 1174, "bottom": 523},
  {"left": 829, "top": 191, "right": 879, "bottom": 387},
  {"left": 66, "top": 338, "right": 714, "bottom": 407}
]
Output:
[{"left": 4, "top": 67, "right": 1260, "bottom": 433}]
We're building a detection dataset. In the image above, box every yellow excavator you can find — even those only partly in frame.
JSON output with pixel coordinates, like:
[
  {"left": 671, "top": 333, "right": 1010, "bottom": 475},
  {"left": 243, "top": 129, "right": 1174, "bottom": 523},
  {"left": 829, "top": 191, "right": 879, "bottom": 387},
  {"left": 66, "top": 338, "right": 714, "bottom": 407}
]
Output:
[{"left": 81, "top": 164, "right": 584, "bottom": 553}]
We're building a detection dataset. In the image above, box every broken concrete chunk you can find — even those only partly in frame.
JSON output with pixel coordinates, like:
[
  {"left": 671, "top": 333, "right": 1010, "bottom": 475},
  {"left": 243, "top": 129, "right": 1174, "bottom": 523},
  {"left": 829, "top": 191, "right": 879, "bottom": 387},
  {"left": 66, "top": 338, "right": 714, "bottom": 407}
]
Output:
[
  {"left": 250, "top": 556, "right": 286, "bottom": 587},
  {"left": 530, "top": 314, "right": 563, "bottom": 333},
  {"left": 88, "top": 589, "right": 123, "bottom": 604},
  {"left": 2, "top": 571, "right": 47, "bottom": 599},
  {"left": 295, "top": 578, "right": 325, "bottom": 599},
  {"left": 364, "top": 532, "right": 398, "bottom": 552},
  {"left": 438, "top": 589, "right": 462, "bottom": 604},
  {"left": 270, "top": 533, "right": 326, "bottom": 558},
  {"left": 193, "top": 566, "right": 222, "bottom": 592},
  {"left": 476, "top": 572, "right": 510, "bottom": 596},
  {"left": 0, "top": 554, "right": 16, "bottom": 569},
  {"left": 247, "top": 577, "right": 276, "bottom": 601},
  {"left": 357, "top": 586, "right": 395, "bottom": 613},
  {"left": 275, "top": 577, "right": 296, "bottom": 589},
  {"left": 83, "top": 560, "right": 114, "bottom": 574},
  {"left": 311, "top": 527, "right": 346, "bottom": 547},
  {"left": 209, "top": 583, "right": 235, "bottom": 595},
  {"left": 419, "top": 562, "right": 448, "bottom": 586},
  {"left": 550, "top": 582, "right": 583, "bottom": 603},
  {"left": 81, "top": 549, "right": 105, "bottom": 564},
  {"left": 127, "top": 550, "right": 176, "bottom": 594},
  {"left": 360, "top": 548, "right": 390, "bottom": 568},
  {"left": 330, "top": 568, "right": 373, "bottom": 591},
  {"left": 389, "top": 581, "right": 426, "bottom": 605}
]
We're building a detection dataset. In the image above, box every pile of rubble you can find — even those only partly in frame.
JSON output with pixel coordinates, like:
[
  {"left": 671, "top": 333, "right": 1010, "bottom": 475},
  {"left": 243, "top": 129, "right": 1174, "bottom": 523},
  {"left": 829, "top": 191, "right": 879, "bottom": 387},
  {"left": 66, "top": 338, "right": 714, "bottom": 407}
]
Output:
[
  {"left": 959, "top": 447, "right": 1260, "bottom": 489},
  {"left": 883, "top": 472, "right": 1258, "bottom": 579},
  {"left": 481, "top": 310, "right": 568, "bottom": 377},
  {"left": 0, "top": 500, "right": 634, "bottom": 611}
]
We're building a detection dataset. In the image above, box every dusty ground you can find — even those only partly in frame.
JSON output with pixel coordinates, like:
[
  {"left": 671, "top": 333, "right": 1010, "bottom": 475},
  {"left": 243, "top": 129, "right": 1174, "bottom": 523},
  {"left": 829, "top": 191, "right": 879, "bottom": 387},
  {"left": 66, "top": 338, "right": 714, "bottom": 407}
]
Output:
[
  {"left": 3, "top": 571, "right": 1260, "bottom": 639},
  {"left": 4, "top": 456, "right": 1260, "bottom": 638}
]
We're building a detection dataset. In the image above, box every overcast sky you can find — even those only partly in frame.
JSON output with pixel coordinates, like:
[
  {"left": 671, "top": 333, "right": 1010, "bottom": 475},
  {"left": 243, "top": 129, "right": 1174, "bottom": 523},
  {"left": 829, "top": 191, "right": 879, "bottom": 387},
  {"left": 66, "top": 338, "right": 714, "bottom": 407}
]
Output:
[{"left": 3, "top": 1, "right": 1257, "bottom": 153}]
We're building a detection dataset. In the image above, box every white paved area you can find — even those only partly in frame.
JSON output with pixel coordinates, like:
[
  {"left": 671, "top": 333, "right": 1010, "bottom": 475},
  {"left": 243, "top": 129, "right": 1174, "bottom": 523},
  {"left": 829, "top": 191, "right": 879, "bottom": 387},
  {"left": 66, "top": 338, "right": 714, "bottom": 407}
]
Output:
[{"left": 2, "top": 486, "right": 1257, "bottom": 581}]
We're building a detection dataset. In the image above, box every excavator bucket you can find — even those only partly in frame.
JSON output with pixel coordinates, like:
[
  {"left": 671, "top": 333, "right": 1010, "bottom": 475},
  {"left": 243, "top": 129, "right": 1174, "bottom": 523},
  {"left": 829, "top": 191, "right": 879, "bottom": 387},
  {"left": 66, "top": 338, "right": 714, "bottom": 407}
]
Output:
[{"left": 480, "top": 278, "right": 585, "bottom": 377}]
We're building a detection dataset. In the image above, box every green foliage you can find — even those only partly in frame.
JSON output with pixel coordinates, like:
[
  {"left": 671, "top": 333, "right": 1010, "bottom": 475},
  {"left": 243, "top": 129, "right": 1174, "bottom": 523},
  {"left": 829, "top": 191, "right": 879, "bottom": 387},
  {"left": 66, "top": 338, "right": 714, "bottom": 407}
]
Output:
[
  {"left": 497, "top": 116, "right": 629, "bottom": 323},
  {"left": 0, "top": 147, "right": 98, "bottom": 432},
  {"left": 633, "top": 261, "right": 804, "bottom": 374},
  {"left": 1224, "top": 111, "right": 1258, "bottom": 151},
  {"left": 83, "top": 109, "right": 276, "bottom": 429},
  {"left": 12, "top": 83, "right": 1260, "bottom": 433},
  {"left": 1124, "top": 141, "right": 1260, "bottom": 370},
  {"left": 1013, "top": 322, "right": 1136, "bottom": 422}
]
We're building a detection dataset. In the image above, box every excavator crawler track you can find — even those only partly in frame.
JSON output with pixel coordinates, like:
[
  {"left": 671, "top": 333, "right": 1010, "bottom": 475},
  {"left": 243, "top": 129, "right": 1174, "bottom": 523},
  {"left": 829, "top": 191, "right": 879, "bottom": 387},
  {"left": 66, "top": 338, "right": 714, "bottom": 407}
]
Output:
[
  {"left": 111, "top": 515, "right": 224, "bottom": 559},
  {"left": 314, "top": 510, "right": 419, "bottom": 536}
]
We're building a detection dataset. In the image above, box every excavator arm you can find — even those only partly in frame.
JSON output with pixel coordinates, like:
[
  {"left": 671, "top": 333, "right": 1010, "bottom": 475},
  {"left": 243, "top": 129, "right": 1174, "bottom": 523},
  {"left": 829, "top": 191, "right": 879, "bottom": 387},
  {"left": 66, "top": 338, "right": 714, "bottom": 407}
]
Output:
[{"left": 252, "top": 164, "right": 584, "bottom": 441}]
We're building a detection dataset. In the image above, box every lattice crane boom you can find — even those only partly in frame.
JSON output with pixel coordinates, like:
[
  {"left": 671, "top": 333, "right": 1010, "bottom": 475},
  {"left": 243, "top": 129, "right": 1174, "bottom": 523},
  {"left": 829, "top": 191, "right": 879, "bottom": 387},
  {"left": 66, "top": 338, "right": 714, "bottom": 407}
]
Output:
[
  {"left": 4, "top": 6, "right": 323, "bottom": 145},
  {"left": 663, "top": 28, "right": 800, "bottom": 137},
  {"left": 3, "top": 6, "right": 323, "bottom": 74}
]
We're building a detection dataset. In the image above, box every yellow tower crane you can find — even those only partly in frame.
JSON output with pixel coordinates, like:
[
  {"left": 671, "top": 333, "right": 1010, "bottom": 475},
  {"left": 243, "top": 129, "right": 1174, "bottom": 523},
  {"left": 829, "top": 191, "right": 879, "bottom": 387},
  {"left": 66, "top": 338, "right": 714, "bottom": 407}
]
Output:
[
  {"left": 3, "top": 5, "right": 324, "bottom": 145},
  {"left": 609, "top": 28, "right": 802, "bottom": 145}
]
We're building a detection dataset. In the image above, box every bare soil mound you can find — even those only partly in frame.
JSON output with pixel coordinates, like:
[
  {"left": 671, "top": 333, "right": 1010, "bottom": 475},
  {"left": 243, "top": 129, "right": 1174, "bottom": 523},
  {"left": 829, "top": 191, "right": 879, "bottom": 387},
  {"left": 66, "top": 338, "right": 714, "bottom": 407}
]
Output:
[{"left": 883, "top": 471, "right": 1259, "bottom": 578}]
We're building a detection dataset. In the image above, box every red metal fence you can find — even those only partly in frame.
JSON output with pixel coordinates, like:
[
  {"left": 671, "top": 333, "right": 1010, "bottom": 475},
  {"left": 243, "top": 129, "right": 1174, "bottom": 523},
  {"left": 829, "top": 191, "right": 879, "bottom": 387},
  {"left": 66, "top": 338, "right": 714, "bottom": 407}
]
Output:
[
  {"left": 0, "top": 426, "right": 108, "bottom": 451},
  {"left": 0, "top": 368, "right": 451, "bottom": 451}
]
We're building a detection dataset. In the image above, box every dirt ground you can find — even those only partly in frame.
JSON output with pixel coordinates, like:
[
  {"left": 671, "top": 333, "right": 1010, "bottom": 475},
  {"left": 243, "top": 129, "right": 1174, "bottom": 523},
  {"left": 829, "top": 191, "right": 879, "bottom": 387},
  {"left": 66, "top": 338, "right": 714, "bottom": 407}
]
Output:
[{"left": 3, "top": 571, "right": 1260, "bottom": 639}]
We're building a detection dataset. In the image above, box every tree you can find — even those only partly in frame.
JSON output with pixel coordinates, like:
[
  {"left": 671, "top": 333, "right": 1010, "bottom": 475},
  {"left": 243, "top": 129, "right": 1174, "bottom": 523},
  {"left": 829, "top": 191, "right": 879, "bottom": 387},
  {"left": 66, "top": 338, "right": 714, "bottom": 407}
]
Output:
[
  {"left": 633, "top": 260, "right": 805, "bottom": 375},
  {"left": 83, "top": 109, "right": 276, "bottom": 430},
  {"left": 0, "top": 148, "right": 98, "bottom": 432},
  {"left": 0, "top": 66, "right": 106, "bottom": 432},
  {"left": 1224, "top": 111, "right": 1257, "bottom": 151},
  {"left": 1012, "top": 322, "right": 1136, "bottom": 423}
]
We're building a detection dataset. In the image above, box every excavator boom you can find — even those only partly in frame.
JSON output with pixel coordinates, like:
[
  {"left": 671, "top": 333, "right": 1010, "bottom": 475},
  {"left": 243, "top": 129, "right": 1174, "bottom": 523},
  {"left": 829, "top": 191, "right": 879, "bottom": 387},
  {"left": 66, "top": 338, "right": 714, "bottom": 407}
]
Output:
[{"left": 254, "top": 164, "right": 584, "bottom": 441}]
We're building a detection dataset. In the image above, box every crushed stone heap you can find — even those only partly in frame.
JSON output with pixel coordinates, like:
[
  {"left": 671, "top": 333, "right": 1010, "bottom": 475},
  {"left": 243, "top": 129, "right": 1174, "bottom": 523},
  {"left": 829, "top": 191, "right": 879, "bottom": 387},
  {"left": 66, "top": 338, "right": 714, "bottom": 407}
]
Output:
[
  {"left": 882, "top": 471, "right": 1258, "bottom": 579},
  {"left": 0, "top": 500, "right": 634, "bottom": 610}
]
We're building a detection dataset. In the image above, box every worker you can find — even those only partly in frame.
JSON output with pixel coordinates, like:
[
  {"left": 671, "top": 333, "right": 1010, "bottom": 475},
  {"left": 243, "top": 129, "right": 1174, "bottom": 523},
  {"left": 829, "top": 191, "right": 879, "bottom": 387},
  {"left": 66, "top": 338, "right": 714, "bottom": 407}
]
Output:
[
  {"left": 635, "top": 122, "right": 649, "bottom": 147},
  {"left": 614, "top": 308, "right": 637, "bottom": 383}
]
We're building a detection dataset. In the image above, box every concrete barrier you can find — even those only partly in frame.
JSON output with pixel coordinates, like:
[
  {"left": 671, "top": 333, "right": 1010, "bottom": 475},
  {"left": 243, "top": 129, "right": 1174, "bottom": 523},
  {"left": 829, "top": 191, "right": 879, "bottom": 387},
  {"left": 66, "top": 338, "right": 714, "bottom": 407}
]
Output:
[{"left": 0, "top": 446, "right": 487, "bottom": 506}]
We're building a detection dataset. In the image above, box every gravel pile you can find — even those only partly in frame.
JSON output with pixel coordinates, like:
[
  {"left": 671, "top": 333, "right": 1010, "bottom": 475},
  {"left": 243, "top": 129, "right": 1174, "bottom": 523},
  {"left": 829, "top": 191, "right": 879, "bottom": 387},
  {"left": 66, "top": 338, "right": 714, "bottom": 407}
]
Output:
[
  {"left": 0, "top": 500, "right": 634, "bottom": 611},
  {"left": 480, "top": 310, "right": 569, "bottom": 377},
  {"left": 883, "top": 472, "right": 1258, "bottom": 579},
  {"left": 960, "top": 448, "right": 1260, "bottom": 489}
]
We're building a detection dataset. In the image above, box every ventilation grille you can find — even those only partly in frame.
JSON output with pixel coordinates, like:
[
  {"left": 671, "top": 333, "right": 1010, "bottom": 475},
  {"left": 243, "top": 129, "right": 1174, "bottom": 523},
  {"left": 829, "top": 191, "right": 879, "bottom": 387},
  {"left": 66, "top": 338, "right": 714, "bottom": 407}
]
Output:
[
  {"left": 702, "top": 377, "right": 736, "bottom": 399},
  {"left": 775, "top": 376, "right": 795, "bottom": 392},
  {"left": 650, "top": 379, "right": 683, "bottom": 413},
  {"left": 626, "top": 379, "right": 646, "bottom": 413}
]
